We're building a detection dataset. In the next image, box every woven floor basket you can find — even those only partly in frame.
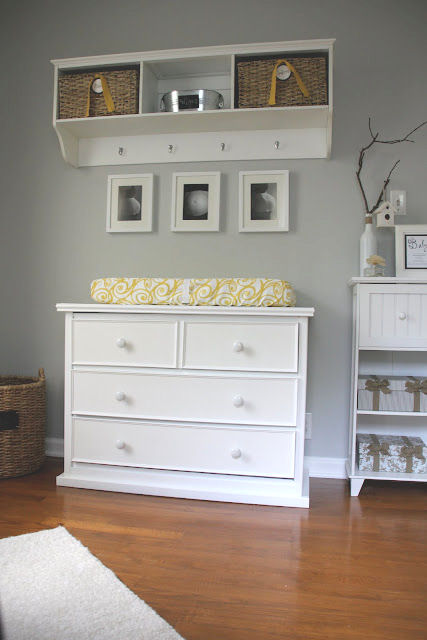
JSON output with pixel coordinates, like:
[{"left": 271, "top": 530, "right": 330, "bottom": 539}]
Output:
[
  {"left": 58, "top": 68, "right": 139, "bottom": 119},
  {"left": 236, "top": 56, "right": 328, "bottom": 108},
  {"left": 0, "top": 369, "right": 46, "bottom": 478}
]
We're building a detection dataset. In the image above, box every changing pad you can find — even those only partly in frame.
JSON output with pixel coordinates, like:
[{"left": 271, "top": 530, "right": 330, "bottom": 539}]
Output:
[{"left": 90, "top": 278, "right": 295, "bottom": 307}]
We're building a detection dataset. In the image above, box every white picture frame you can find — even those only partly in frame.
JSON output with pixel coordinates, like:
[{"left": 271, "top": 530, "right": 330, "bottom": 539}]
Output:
[
  {"left": 171, "top": 172, "right": 220, "bottom": 232},
  {"left": 107, "top": 174, "right": 153, "bottom": 233},
  {"left": 239, "top": 170, "right": 289, "bottom": 232},
  {"left": 395, "top": 224, "right": 427, "bottom": 278}
]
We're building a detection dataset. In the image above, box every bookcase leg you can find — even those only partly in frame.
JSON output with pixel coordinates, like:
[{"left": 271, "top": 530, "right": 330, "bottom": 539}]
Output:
[{"left": 350, "top": 478, "right": 365, "bottom": 496}]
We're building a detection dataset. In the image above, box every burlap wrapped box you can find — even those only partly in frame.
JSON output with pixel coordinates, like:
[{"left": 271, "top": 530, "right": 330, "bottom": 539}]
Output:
[
  {"left": 357, "top": 434, "right": 426, "bottom": 474},
  {"left": 357, "top": 376, "right": 427, "bottom": 413}
]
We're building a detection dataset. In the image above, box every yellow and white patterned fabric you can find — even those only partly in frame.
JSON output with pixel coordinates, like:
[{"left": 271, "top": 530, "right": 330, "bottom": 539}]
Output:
[{"left": 91, "top": 278, "right": 296, "bottom": 307}]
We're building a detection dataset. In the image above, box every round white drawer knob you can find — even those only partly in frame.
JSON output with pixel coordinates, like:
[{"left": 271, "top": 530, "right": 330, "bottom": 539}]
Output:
[
  {"left": 233, "top": 395, "right": 244, "bottom": 408},
  {"left": 115, "top": 391, "right": 126, "bottom": 401},
  {"left": 116, "top": 337, "right": 127, "bottom": 348},
  {"left": 398, "top": 312, "right": 407, "bottom": 320},
  {"left": 231, "top": 448, "right": 242, "bottom": 459},
  {"left": 233, "top": 341, "right": 244, "bottom": 353},
  {"left": 115, "top": 440, "right": 125, "bottom": 449}
]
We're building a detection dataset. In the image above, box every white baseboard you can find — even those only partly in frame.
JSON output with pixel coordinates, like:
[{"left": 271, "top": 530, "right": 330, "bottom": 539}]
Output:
[
  {"left": 45, "top": 437, "right": 64, "bottom": 458},
  {"left": 306, "top": 456, "right": 347, "bottom": 479},
  {"left": 46, "top": 438, "right": 347, "bottom": 479}
]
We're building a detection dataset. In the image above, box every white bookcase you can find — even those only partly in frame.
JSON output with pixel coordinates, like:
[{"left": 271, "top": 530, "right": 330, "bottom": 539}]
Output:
[
  {"left": 347, "top": 278, "right": 427, "bottom": 496},
  {"left": 51, "top": 39, "right": 334, "bottom": 167}
]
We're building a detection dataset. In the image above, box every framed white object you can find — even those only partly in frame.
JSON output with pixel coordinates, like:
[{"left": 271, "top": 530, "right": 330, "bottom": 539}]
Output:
[
  {"left": 107, "top": 174, "right": 153, "bottom": 233},
  {"left": 239, "top": 170, "right": 289, "bottom": 232},
  {"left": 171, "top": 172, "right": 220, "bottom": 232},
  {"left": 395, "top": 224, "right": 427, "bottom": 277}
]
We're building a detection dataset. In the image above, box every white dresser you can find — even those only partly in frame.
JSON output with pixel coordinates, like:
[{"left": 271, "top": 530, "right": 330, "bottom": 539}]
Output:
[
  {"left": 56, "top": 304, "right": 314, "bottom": 507},
  {"left": 348, "top": 278, "right": 427, "bottom": 496}
]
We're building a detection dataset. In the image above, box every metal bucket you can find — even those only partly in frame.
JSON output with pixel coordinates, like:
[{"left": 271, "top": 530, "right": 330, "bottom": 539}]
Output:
[{"left": 160, "top": 89, "right": 224, "bottom": 112}]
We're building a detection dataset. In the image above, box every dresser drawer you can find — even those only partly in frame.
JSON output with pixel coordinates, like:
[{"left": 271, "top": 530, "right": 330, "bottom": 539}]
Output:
[
  {"left": 73, "top": 317, "right": 177, "bottom": 367},
  {"left": 183, "top": 321, "right": 299, "bottom": 372},
  {"left": 359, "top": 284, "right": 427, "bottom": 349},
  {"left": 72, "top": 418, "right": 296, "bottom": 478},
  {"left": 73, "top": 370, "right": 298, "bottom": 426}
]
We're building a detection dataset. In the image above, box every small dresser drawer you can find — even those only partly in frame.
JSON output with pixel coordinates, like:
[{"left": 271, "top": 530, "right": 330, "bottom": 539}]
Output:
[
  {"left": 359, "top": 284, "right": 427, "bottom": 349},
  {"left": 183, "top": 321, "right": 299, "bottom": 372},
  {"left": 73, "top": 317, "right": 177, "bottom": 367},
  {"left": 73, "top": 370, "right": 298, "bottom": 426},
  {"left": 72, "top": 418, "right": 296, "bottom": 478}
]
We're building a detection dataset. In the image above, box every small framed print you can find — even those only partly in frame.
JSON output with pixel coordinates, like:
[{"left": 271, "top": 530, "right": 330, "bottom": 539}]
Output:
[
  {"left": 171, "top": 172, "right": 220, "bottom": 232},
  {"left": 239, "top": 170, "right": 289, "bottom": 232},
  {"left": 395, "top": 224, "right": 427, "bottom": 277},
  {"left": 107, "top": 174, "right": 153, "bottom": 233}
]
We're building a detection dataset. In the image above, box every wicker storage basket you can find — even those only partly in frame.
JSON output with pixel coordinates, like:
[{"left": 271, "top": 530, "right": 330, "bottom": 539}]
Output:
[
  {"left": 0, "top": 369, "right": 46, "bottom": 478},
  {"left": 58, "top": 68, "right": 139, "bottom": 119},
  {"left": 236, "top": 55, "right": 328, "bottom": 108}
]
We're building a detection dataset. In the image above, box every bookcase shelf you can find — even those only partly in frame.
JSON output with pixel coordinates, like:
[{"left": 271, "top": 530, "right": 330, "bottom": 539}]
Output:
[
  {"left": 348, "top": 278, "right": 427, "bottom": 496},
  {"left": 357, "top": 410, "right": 427, "bottom": 417}
]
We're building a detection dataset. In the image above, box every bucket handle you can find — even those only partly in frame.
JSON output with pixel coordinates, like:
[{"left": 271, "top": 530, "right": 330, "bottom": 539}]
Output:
[
  {"left": 85, "top": 74, "right": 116, "bottom": 117},
  {"left": 268, "top": 59, "right": 310, "bottom": 106}
]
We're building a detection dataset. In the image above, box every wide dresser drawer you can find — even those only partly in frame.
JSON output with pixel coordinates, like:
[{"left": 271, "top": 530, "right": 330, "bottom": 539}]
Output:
[
  {"left": 73, "top": 317, "right": 178, "bottom": 367},
  {"left": 183, "top": 320, "right": 299, "bottom": 372},
  {"left": 72, "top": 370, "right": 298, "bottom": 426},
  {"left": 72, "top": 418, "right": 296, "bottom": 478},
  {"left": 359, "top": 284, "right": 427, "bottom": 349}
]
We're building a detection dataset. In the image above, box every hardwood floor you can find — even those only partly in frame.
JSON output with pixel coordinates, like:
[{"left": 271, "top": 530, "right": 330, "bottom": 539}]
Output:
[{"left": 0, "top": 459, "right": 426, "bottom": 640}]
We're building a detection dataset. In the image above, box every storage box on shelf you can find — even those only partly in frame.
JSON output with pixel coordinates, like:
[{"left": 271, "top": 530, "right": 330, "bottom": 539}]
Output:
[
  {"left": 235, "top": 53, "right": 328, "bottom": 108},
  {"left": 357, "top": 434, "right": 426, "bottom": 474},
  {"left": 358, "top": 375, "right": 427, "bottom": 413},
  {"left": 56, "top": 303, "right": 314, "bottom": 507},
  {"left": 58, "top": 66, "right": 140, "bottom": 119},
  {"left": 348, "top": 278, "right": 427, "bottom": 496},
  {"left": 51, "top": 39, "right": 334, "bottom": 166}
]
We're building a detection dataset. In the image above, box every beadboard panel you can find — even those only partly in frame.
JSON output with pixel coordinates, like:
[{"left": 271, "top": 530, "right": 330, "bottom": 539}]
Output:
[{"left": 359, "top": 284, "right": 427, "bottom": 349}]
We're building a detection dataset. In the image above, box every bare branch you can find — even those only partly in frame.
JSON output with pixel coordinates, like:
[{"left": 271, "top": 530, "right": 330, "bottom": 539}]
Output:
[
  {"left": 374, "top": 120, "right": 427, "bottom": 145},
  {"left": 371, "top": 160, "right": 400, "bottom": 213},
  {"left": 368, "top": 117, "right": 378, "bottom": 141},
  {"left": 356, "top": 117, "right": 378, "bottom": 213},
  {"left": 356, "top": 119, "right": 426, "bottom": 214},
  {"left": 356, "top": 163, "right": 370, "bottom": 213}
]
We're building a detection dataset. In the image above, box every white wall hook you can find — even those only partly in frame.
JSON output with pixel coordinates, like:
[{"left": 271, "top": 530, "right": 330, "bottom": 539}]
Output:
[
  {"left": 274, "top": 140, "right": 280, "bottom": 150},
  {"left": 168, "top": 144, "right": 175, "bottom": 154},
  {"left": 118, "top": 147, "right": 125, "bottom": 156},
  {"left": 220, "top": 142, "right": 226, "bottom": 151}
]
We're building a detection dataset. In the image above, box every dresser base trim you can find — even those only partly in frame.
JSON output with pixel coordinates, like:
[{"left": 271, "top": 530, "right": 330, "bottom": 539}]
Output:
[{"left": 56, "top": 465, "right": 309, "bottom": 508}]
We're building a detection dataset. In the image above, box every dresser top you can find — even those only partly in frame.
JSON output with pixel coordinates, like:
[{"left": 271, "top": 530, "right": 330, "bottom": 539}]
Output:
[
  {"left": 349, "top": 277, "right": 427, "bottom": 287},
  {"left": 56, "top": 303, "right": 314, "bottom": 317}
]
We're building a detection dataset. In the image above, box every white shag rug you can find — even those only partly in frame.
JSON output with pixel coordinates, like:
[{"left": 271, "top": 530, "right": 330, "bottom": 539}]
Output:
[{"left": 0, "top": 526, "right": 184, "bottom": 640}]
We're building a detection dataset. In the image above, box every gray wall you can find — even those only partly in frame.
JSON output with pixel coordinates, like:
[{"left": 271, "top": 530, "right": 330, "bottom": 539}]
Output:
[{"left": 1, "top": 0, "right": 426, "bottom": 459}]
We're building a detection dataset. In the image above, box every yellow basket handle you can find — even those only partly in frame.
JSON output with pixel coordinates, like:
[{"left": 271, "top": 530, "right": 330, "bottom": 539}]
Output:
[
  {"left": 38, "top": 368, "right": 45, "bottom": 380},
  {"left": 268, "top": 59, "right": 310, "bottom": 106},
  {"left": 85, "top": 74, "right": 116, "bottom": 117}
]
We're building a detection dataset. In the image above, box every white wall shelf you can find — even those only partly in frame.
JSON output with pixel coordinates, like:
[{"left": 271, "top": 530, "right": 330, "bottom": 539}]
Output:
[{"left": 51, "top": 39, "right": 334, "bottom": 167}]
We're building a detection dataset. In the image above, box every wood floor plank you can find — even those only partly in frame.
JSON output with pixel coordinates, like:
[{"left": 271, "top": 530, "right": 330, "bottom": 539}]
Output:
[{"left": 0, "top": 459, "right": 425, "bottom": 640}]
